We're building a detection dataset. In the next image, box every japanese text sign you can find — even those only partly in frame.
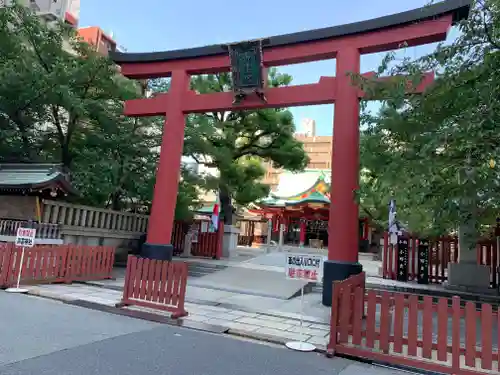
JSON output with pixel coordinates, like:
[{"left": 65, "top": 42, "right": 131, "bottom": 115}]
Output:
[
  {"left": 285, "top": 254, "right": 323, "bottom": 282},
  {"left": 15, "top": 227, "right": 36, "bottom": 248}
]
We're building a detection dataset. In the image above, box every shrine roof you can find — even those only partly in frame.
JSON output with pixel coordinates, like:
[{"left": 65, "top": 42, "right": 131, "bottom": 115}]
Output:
[
  {"left": 110, "top": 0, "right": 471, "bottom": 64},
  {"left": 257, "top": 169, "right": 331, "bottom": 208},
  {"left": 0, "top": 163, "right": 77, "bottom": 195},
  {"left": 273, "top": 169, "right": 330, "bottom": 199},
  {"left": 286, "top": 191, "right": 330, "bottom": 206}
]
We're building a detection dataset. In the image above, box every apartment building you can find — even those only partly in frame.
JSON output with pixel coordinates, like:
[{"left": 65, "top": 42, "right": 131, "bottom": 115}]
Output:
[
  {"left": 1, "top": 0, "right": 80, "bottom": 27},
  {"left": 77, "top": 26, "right": 117, "bottom": 56},
  {"left": 263, "top": 118, "right": 333, "bottom": 191}
]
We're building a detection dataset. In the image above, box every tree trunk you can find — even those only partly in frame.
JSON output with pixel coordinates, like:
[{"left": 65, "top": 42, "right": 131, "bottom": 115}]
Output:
[{"left": 219, "top": 186, "right": 233, "bottom": 225}]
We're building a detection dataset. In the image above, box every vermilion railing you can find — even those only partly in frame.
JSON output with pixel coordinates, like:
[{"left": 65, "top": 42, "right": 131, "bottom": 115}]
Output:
[
  {"left": 329, "top": 274, "right": 500, "bottom": 374},
  {"left": 0, "top": 243, "right": 114, "bottom": 288},
  {"left": 170, "top": 219, "right": 223, "bottom": 259},
  {"left": 117, "top": 255, "right": 188, "bottom": 319},
  {"left": 382, "top": 233, "right": 500, "bottom": 287}
]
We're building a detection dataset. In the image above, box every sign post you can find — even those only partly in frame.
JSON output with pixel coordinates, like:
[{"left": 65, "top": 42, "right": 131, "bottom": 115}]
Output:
[
  {"left": 6, "top": 227, "right": 36, "bottom": 293},
  {"left": 284, "top": 253, "right": 324, "bottom": 352}
]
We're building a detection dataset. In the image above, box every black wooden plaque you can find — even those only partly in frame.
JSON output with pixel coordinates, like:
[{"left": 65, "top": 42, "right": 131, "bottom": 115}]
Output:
[
  {"left": 228, "top": 40, "right": 264, "bottom": 90},
  {"left": 396, "top": 237, "right": 409, "bottom": 282},
  {"left": 417, "top": 239, "right": 429, "bottom": 284}
]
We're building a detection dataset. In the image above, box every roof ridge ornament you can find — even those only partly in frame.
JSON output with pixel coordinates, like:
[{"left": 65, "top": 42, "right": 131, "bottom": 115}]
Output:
[{"left": 223, "top": 38, "right": 270, "bottom": 105}]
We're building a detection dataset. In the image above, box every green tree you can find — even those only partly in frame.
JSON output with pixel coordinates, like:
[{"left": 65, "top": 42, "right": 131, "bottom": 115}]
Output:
[
  {"left": 183, "top": 69, "right": 309, "bottom": 224},
  {"left": 0, "top": 4, "right": 202, "bottom": 218},
  {"left": 356, "top": 0, "right": 500, "bottom": 252}
]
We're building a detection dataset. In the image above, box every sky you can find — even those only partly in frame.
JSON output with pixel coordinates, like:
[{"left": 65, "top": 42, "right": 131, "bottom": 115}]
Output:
[{"left": 78, "top": 0, "right": 457, "bottom": 136}]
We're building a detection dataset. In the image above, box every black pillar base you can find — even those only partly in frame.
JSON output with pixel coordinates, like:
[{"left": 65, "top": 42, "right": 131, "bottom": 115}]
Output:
[
  {"left": 322, "top": 260, "right": 363, "bottom": 306},
  {"left": 140, "top": 243, "right": 173, "bottom": 261}
]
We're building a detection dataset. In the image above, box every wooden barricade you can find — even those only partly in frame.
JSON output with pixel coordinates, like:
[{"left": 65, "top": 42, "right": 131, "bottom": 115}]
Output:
[
  {"left": 1, "top": 245, "right": 67, "bottom": 287},
  {"left": 329, "top": 274, "right": 500, "bottom": 374},
  {"left": 0, "top": 244, "right": 115, "bottom": 288},
  {"left": 0, "top": 242, "right": 14, "bottom": 286},
  {"left": 117, "top": 255, "right": 188, "bottom": 319},
  {"left": 64, "top": 245, "right": 114, "bottom": 283}
]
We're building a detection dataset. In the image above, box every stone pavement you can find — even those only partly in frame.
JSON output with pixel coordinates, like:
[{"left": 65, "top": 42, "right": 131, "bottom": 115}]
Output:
[{"left": 26, "top": 283, "right": 332, "bottom": 349}]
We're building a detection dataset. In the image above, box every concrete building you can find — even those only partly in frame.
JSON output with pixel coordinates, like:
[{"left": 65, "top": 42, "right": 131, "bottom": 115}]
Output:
[
  {"left": 262, "top": 118, "right": 333, "bottom": 191},
  {"left": 296, "top": 118, "right": 316, "bottom": 137},
  {"left": 77, "top": 26, "right": 117, "bottom": 56},
  {"left": 2, "top": 0, "right": 80, "bottom": 27}
]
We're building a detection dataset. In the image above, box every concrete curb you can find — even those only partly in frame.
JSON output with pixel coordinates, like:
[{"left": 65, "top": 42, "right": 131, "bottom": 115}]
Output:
[
  {"left": 26, "top": 288, "right": 77, "bottom": 303},
  {"left": 226, "top": 328, "right": 327, "bottom": 353}
]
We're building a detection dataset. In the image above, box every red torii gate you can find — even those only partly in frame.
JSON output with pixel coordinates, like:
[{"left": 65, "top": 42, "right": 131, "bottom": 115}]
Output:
[{"left": 110, "top": 0, "right": 471, "bottom": 305}]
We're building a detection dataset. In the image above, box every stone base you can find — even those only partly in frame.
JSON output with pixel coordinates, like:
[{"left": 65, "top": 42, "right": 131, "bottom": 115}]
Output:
[
  {"left": 222, "top": 225, "right": 240, "bottom": 258},
  {"left": 447, "top": 262, "right": 491, "bottom": 291},
  {"left": 322, "top": 260, "right": 363, "bottom": 307},
  {"left": 140, "top": 243, "right": 173, "bottom": 261}
]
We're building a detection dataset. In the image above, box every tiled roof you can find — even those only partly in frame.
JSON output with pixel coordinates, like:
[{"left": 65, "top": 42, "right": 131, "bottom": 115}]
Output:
[{"left": 0, "top": 163, "right": 76, "bottom": 194}]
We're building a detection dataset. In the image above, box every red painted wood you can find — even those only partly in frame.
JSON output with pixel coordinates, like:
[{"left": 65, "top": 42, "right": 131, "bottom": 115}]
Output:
[
  {"left": 465, "top": 302, "right": 476, "bottom": 367},
  {"left": 171, "top": 262, "right": 181, "bottom": 306},
  {"left": 339, "top": 285, "right": 351, "bottom": 343},
  {"left": 329, "top": 276, "right": 499, "bottom": 375},
  {"left": 152, "top": 260, "right": 162, "bottom": 302},
  {"left": 379, "top": 292, "right": 391, "bottom": 353},
  {"left": 388, "top": 242, "right": 394, "bottom": 280},
  {"left": 328, "top": 281, "right": 341, "bottom": 351},
  {"left": 119, "top": 256, "right": 188, "bottom": 318},
  {"left": 451, "top": 297, "right": 461, "bottom": 372},
  {"left": 119, "top": 16, "right": 452, "bottom": 79},
  {"left": 139, "top": 259, "right": 150, "bottom": 300},
  {"left": 145, "top": 260, "right": 156, "bottom": 301},
  {"left": 164, "top": 262, "right": 174, "bottom": 305},
  {"left": 352, "top": 287, "right": 363, "bottom": 346},
  {"left": 117, "top": 20, "right": 450, "bottom": 260},
  {"left": 436, "top": 297, "right": 448, "bottom": 362},
  {"left": 158, "top": 261, "right": 169, "bottom": 304},
  {"left": 134, "top": 257, "right": 144, "bottom": 298},
  {"left": 422, "top": 296, "right": 433, "bottom": 359},
  {"left": 122, "top": 255, "right": 134, "bottom": 302},
  {"left": 146, "top": 70, "right": 190, "bottom": 246},
  {"left": 480, "top": 303, "right": 493, "bottom": 370},
  {"left": 407, "top": 294, "right": 418, "bottom": 357},
  {"left": 393, "top": 293, "right": 404, "bottom": 354},
  {"left": 365, "top": 290, "right": 376, "bottom": 349},
  {"left": 497, "top": 307, "right": 500, "bottom": 367}
]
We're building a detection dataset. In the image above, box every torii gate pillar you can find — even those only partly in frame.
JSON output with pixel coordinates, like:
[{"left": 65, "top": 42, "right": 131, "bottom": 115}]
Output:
[{"left": 323, "top": 47, "right": 362, "bottom": 305}]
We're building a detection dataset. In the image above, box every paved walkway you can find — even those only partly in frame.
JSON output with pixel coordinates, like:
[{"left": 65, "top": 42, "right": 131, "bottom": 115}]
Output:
[{"left": 26, "top": 283, "right": 332, "bottom": 348}]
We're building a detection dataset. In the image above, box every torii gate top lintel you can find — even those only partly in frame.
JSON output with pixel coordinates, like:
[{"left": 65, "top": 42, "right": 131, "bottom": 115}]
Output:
[{"left": 110, "top": 0, "right": 471, "bottom": 79}]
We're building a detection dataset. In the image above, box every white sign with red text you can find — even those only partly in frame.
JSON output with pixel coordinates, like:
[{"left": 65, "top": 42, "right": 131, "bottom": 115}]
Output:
[
  {"left": 285, "top": 254, "right": 323, "bottom": 282},
  {"left": 15, "top": 227, "right": 36, "bottom": 248}
]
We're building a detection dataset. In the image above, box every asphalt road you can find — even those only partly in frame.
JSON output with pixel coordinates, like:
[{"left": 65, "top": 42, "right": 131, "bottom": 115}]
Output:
[{"left": 0, "top": 292, "right": 414, "bottom": 375}]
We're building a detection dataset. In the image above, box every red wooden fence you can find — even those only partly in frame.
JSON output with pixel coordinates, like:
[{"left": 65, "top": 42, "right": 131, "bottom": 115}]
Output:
[
  {"left": 0, "top": 243, "right": 114, "bottom": 288},
  {"left": 117, "top": 255, "right": 188, "bottom": 319},
  {"left": 170, "top": 219, "right": 223, "bottom": 259},
  {"left": 63, "top": 245, "right": 115, "bottom": 283},
  {"left": 329, "top": 274, "right": 500, "bottom": 374},
  {"left": 382, "top": 233, "right": 500, "bottom": 287}
]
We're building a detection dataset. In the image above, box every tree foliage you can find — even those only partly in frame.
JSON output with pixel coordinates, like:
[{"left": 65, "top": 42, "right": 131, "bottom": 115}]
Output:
[
  {"left": 0, "top": 4, "right": 199, "bottom": 216},
  {"left": 183, "top": 70, "right": 309, "bottom": 224},
  {"left": 357, "top": 0, "right": 500, "bottom": 246}
]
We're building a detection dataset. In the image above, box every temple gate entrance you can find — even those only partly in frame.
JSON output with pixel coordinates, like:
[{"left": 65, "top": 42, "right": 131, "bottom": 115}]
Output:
[{"left": 110, "top": 0, "right": 469, "bottom": 306}]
